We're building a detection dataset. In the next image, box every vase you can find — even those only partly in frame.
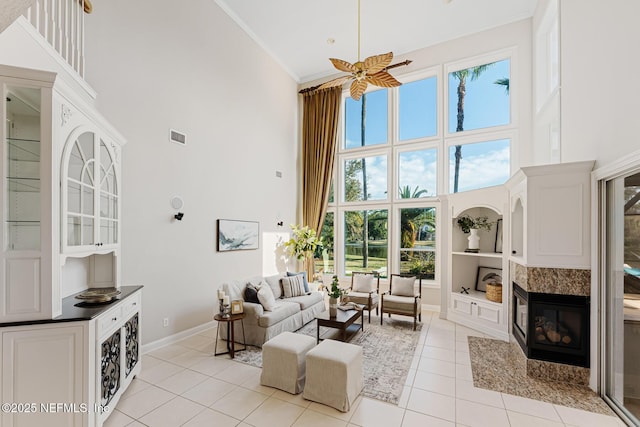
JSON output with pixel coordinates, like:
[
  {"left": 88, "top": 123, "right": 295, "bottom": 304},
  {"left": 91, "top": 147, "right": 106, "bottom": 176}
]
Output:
[
  {"left": 329, "top": 297, "right": 338, "bottom": 317},
  {"left": 468, "top": 228, "right": 480, "bottom": 250}
]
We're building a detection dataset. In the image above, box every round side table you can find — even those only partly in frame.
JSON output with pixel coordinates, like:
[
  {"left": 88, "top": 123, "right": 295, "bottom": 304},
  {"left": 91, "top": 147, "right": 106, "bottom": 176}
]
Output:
[{"left": 214, "top": 312, "right": 246, "bottom": 358}]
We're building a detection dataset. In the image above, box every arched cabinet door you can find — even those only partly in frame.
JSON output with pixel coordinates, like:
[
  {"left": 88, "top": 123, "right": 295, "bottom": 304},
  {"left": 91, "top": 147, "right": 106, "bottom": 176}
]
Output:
[{"left": 62, "top": 128, "right": 120, "bottom": 256}]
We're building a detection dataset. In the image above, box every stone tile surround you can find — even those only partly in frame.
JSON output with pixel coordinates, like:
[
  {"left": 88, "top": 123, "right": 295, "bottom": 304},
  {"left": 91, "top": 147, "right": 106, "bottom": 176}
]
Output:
[
  {"left": 468, "top": 337, "right": 612, "bottom": 415},
  {"left": 510, "top": 261, "right": 591, "bottom": 296},
  {"left": 509, "top": 261, "right": 592, "bottom": 385}
]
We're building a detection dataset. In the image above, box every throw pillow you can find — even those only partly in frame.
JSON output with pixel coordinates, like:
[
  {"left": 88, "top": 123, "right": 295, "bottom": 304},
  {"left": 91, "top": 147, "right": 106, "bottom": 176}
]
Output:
[
  {"left": 257, "top": 281, "right": 278, "bottom": 311},
  {"left": 352, "top": 274, "right": 375, "bottom": 293},
  {"left": 281, "top": 275, "right": 306, "bottom": 298},
  {"left": 287, "top": 271, "right": 309, "bottom": 293},
  {"left": 244, "top": 284, "right": 260, "bottom": 304},
  {"left": 391, "top": 276, "right": 417, "bottom": 297},
  {"left": 264, "top": 273, "right": 284, "bottom": 299}
]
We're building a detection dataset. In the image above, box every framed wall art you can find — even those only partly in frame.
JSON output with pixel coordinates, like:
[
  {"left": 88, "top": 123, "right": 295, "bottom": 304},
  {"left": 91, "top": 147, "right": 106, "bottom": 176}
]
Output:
[
  {"left": 217, "top": 219, "right": 259, "bottom": 252},
  {"left": 475, "top": 266, "right": 503, "bottom": 292}
]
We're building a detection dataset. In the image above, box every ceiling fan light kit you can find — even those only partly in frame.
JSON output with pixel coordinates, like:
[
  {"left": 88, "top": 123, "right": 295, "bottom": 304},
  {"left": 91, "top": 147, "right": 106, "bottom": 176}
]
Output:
[{"left": 317, "top": 0, "right": 409, "bottom": 100}]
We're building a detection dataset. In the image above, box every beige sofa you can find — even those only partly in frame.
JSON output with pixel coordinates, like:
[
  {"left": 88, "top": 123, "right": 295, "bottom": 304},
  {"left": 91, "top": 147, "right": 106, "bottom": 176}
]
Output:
[{"left": 220, "top": 273, "right": 325, "bottom": 347}]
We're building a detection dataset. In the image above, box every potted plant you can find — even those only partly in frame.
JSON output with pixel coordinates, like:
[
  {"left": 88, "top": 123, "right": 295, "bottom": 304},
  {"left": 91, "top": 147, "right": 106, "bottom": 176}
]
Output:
[
  {"left": 456, "top": 214, "right": 494, "bottom": 251},
  {"left": 328, "top": 275, "right": 346, "bottom": 317},
  {"left": 284, "top": 224, "right": 323, "bottom": 274},
  {"left": 456, "top": 214, "right": 494, "bottom": 233}
]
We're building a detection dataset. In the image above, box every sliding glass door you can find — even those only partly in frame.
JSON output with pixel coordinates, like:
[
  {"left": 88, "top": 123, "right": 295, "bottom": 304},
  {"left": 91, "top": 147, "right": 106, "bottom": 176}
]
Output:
[{"left": 604, "top": 170, "right": 640, "bottom": 424}]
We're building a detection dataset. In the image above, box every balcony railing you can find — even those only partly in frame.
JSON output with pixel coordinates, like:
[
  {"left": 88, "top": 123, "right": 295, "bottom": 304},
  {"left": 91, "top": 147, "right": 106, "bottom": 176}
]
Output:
[{"left": 23, "top": 0, "right": 87, "bottom": 77}]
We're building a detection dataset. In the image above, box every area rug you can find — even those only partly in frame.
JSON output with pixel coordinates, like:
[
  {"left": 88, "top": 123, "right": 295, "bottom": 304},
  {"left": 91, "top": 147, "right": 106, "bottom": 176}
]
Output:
[
  {"left": 468, "top": 336, "right": 614, "bottom": 415},
  {"left": 233, "top": 315, "right": 422, "bottom": 405}
]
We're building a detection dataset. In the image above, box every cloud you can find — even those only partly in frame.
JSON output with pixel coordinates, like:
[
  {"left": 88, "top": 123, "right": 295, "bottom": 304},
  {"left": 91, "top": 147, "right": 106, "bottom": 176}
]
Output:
[{"left": 449, "top": 145, "right": 510, "bottom": 191}]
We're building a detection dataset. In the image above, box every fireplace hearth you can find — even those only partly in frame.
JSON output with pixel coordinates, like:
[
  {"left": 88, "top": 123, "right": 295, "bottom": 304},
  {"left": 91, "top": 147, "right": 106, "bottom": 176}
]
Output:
[{"left": 513, "top": 283, "right": 590, "bottom": 367}]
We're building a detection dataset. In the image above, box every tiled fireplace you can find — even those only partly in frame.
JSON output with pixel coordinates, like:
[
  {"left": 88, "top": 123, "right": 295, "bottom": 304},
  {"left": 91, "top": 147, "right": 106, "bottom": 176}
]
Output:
[{"left": 510, "top": 261, "right": 591, "bottom": 385}]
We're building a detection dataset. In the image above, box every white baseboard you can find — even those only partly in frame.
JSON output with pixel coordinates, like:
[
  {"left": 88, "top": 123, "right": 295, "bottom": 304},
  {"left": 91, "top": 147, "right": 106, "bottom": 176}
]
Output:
[
  {"left": 422, "top": 304, "right": 441, "bottom": 313},
  {"left": 142, "top": 320, "right": 217, "bottom": 354}
]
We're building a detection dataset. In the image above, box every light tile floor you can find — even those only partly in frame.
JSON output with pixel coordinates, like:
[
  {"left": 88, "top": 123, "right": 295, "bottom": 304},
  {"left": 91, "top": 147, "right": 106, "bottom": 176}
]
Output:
[{"left": 106, "top": 311, "right": 626, "bottom": 427}]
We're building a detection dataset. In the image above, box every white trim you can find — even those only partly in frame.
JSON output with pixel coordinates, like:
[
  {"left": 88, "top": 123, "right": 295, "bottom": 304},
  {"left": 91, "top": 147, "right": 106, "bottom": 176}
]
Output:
[{"left": 141, "top": 320, "right": 217, "bottom": 354}]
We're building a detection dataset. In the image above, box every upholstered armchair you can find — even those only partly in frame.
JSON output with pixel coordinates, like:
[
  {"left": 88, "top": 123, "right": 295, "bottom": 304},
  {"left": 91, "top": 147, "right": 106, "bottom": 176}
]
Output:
[
  {"left": 380, "top": 274, "right": 422, "bottom": 330},
  {"left": 346, "top": 271, "right": 380, "bottom": 323}
]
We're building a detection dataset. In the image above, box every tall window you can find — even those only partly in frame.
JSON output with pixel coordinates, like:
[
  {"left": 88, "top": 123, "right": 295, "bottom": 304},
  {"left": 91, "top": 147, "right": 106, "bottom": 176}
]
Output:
[
  {"left": 322, "top": 50, "right": 515, "bottom": 280},
  {"left": 447, "top": 57, "right": 512, "bottom": 193}
]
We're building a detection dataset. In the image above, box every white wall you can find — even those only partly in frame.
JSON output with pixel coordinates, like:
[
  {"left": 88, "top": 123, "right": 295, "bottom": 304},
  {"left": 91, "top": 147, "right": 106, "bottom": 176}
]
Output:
[
  {"left": 83, "top": 0, "right": 298, "bottom": 343},
  {"left": 0, "top": 0, "right": 34, "bottom": 32},
  {"left": 560, "top": 0, "right": 640, "bottom": 168}
]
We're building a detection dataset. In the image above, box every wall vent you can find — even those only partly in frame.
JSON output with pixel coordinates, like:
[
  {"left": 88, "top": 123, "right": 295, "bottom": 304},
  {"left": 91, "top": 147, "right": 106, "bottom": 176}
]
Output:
[{"left": 169, "top": 129, "right": 186, "bottom": 146}]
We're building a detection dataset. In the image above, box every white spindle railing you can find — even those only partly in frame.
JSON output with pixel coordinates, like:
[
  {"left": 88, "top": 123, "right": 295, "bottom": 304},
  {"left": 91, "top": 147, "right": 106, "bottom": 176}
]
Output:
[{"left": 24, "top": 0, "right": 85, "bottom": 77}]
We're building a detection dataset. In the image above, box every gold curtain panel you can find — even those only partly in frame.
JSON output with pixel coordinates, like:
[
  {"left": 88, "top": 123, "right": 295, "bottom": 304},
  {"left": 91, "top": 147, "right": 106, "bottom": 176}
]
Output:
[{"left": 80, "top": 0, "right": 93, "bottom": 13}]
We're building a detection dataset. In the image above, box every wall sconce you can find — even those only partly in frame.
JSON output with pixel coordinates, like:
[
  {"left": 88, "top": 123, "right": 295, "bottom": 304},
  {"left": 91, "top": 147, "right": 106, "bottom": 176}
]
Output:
[
  {"left": 171, "top": 196, "right": 184, "bottom": 222},
  {"left": 277, "top": 221, "right": 283, "bottom": 227}
]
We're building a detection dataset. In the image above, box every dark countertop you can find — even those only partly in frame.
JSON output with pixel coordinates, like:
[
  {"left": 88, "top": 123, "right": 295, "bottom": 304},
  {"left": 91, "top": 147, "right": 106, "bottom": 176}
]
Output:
[{"left": 0, "top": 285, "right": 143, "bottom": 328}]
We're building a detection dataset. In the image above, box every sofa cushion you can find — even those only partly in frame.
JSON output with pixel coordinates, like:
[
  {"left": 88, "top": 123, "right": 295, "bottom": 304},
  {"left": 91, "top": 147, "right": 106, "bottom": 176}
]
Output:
[
  {"left": 223, "top": 280, "right": 245, "bottom": 301},
  {"left": 285, "top": 291, "right": 324, "bottom": 310},
  {"left": 264, "top": 273, "right": 285, "bottom": 299},
  {"left": 257, "top": 301, "right": 300, "bottom": 327},
  {"left": 258, "top": 282, "right": 278, "bottom": 311},
  {"left": 282, "top": 275, "right": 306, "bottom": 298},
  {"left": 287, "top": 271, "right": 309, "bottom": 293}
]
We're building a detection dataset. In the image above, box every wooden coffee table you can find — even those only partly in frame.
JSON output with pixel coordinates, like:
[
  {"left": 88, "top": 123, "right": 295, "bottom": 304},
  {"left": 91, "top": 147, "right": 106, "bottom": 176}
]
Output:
[{"left": 315, "top": 309, "right": 363, "bottom": 343}]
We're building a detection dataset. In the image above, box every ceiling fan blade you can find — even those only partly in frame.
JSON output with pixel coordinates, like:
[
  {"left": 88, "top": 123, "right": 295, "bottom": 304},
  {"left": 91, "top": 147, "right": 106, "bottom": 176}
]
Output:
[
  {"left": 350, "top": 80, "right": 368, "bottom": 101},
  {"left": 329, "top": 58, "right": 357, "bottom": 73},
  {"left": 366, "top": 71, "right": 401, "bottom": 88},
  {"left": 318, "top": 75, "right": 352, "bottom": 89},
  {"left": 363, "top": 52, "right": 393, "bottom": 74}
]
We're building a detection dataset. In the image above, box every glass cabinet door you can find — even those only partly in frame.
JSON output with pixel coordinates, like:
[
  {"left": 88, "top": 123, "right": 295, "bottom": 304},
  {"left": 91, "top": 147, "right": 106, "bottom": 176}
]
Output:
[
  {"left": 99, "top": 139, "right": 118, "bottom": 245},
  {"left": 64, "top": 131, "right": 118, "bottom": 251},
  {"left": 5, "top": 86, "right": 41, "bottom": 251},
  {"left": 66, "top": 132, "right": 96, "bottom": 247}
]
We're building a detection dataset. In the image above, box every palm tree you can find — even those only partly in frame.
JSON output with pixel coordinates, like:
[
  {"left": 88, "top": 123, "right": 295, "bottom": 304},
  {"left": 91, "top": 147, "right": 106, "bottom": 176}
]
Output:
[
  {"left": 494, "top": 77, "right": 510, "bottom": 94},
  {"left": 398, "top": 185, "right": 429, "bottom": 199},
  {"left": 451, "top": 63, "right": 494, "bottom": 193},
  {"left": 360, "top": 94, "right": 369, "bottom": 267}
]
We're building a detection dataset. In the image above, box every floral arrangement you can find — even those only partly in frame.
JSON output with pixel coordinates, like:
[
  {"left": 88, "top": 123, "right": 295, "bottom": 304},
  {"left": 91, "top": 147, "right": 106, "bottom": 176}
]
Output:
[
  {"left": 284, "top": 224, "right": 323, "bottom": 260},
  {"left": 456, "top": 214, "right": 494, "bottom": 233}
]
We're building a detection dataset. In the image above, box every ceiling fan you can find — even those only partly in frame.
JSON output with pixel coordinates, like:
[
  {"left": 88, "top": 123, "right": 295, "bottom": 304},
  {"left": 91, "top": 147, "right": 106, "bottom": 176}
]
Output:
[{"left": 318, "top": 0, "right": 409, "bottom": 100}]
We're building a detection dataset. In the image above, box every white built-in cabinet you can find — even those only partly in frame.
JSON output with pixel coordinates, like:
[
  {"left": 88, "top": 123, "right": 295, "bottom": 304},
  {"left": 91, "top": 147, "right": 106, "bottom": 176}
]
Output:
[
  {"left": 0, "top": 63, "right": 133, "bottom": 427},
  {"left": 0, "top": 288, "right": 141, "bottom": 427},
  {"left": 0, "top": 64, "right": 124, "bottom": 323},
  {"left": 445, "top": 186, "right": 510, "bottom": 340},
  {"left": 505, "top": 161, "right": 594, "bottom": 269}
]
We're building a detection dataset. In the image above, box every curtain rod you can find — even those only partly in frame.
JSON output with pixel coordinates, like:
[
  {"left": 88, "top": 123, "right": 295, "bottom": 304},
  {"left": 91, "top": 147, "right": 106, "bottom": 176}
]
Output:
[{"left": 298, "top": 60, "right": 413, "bottom": 95}]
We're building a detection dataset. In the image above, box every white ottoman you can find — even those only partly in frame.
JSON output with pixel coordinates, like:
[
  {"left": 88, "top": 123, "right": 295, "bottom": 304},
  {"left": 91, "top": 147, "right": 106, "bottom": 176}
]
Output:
[
  {"left": 260, "top": 331, "right": 316, "bottom": 394},
  {"left": 303, "top": 339, "right": 363, "bottom": 412}
]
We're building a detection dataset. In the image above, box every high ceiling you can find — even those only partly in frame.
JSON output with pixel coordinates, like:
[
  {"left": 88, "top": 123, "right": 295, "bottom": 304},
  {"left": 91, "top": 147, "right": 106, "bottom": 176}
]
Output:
[{"left": 214, "top": 0, "right": 538, "bottom": 83}]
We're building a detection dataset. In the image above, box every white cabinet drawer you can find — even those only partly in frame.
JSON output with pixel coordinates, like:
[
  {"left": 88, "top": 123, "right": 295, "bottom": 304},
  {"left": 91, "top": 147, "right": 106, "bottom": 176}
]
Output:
[
  {"left": 122, "top": 292, "right": 141, "bottom": 318},
  {"left": 98, "top": 305, "right": 122, "bottom": 336}
]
